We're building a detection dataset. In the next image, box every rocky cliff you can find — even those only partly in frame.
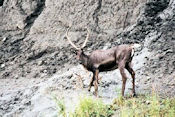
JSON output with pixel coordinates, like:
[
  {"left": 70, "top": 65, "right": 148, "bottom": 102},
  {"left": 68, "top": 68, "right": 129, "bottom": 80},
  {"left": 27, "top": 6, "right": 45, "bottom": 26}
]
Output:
[{"left": 0, "top": 0, "right": 175, "bottom": 116}]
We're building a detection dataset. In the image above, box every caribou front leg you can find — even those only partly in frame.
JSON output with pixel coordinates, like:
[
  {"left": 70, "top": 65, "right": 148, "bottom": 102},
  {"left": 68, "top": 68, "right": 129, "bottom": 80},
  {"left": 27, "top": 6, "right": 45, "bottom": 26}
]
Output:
[
  {"left": 88, "top": 74, "right": 95, "bottom": 92},
  {"left": 94, "top": 69, "right": 99, "bottom": 96},
  {"left": 126, "top": 63, "right": 136, "bottom": 97}
]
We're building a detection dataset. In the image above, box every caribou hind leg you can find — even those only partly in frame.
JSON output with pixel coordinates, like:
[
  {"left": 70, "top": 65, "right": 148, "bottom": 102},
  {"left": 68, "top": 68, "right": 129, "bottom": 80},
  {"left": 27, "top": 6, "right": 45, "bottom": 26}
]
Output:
[{"left": 126, "top": 62, "right": 136, "bottom": 97}]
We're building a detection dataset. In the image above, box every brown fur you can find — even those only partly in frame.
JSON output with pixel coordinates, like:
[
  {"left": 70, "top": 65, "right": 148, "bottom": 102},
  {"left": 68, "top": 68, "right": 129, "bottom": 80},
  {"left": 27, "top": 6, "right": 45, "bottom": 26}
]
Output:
[
  {"left": 66, "top": 28, "right": 139, "bottom": 97},
  {"left": 77, "top": 44, "right": 137, "bottom": 97}
]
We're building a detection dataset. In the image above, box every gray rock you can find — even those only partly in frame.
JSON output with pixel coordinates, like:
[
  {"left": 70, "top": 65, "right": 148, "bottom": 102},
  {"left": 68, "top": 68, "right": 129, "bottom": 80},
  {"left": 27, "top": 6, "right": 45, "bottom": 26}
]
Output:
[{"left": 0, "top": 0, "right": 175, "bottom": 116}]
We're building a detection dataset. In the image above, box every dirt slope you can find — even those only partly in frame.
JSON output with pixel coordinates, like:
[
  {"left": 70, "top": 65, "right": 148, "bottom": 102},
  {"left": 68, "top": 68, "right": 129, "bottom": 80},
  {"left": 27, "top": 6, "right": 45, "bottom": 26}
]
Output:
[{"left": 0, "top": 0, "right": 175, "bottom": 116}]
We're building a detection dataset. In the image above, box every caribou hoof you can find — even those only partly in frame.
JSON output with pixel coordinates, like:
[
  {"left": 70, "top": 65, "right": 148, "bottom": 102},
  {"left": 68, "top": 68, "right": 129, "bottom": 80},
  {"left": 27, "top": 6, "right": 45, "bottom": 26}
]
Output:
[{"left": 93, "top": 92, "right": 98, "bottom": 97}]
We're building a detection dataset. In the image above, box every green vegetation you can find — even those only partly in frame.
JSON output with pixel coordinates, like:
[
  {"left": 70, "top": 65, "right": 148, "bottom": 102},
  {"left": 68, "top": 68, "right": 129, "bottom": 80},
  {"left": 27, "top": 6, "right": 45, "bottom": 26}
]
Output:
[
  {"left": 112, "top": 94, "right": 175, "bottom": 117},
  {"left": 55, "top": 96, "right": 113, "bottom": 117},
  {"left": 72, "top": 97, "right": 113, "bottom": 117},
  {"left": 55, "top": 94, "right": 175, "bottom": 117},
  {"left": 53, "top": 96, "right": 66, "bottom": 117}
]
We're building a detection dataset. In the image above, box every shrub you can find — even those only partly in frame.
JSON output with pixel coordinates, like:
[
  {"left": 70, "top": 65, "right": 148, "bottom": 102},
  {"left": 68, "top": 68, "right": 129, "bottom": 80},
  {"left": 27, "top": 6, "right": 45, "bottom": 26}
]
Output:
[{"left": 72, "top": 97, "right": 113, "bottom": 117}]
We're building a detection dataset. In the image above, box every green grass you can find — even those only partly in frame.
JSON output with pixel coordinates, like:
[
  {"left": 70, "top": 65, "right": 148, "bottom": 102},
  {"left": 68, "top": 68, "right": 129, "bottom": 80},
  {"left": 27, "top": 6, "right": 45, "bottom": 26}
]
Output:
[
  {"left": 71, "top": 97, "right": 113, "bottom": 117},
  {"left": 53, "top": 96, "right": 66, "bottom": 117},
  {"left": 55, "top": 96, "right": 113, "bottom": 117},
  {"left": 112, "top": 94, "right": 175, "bottom": 117},
  {"left": 55, "top": 94, "right": 175, "bottom": 117}
]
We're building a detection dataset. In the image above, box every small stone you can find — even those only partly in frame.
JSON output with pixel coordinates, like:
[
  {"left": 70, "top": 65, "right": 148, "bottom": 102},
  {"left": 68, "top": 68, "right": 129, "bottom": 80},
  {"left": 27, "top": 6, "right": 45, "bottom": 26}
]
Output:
[
  {"left": 147, "top": 76, "right": 151, "bottom": 80},
  {"left": 43, "top": 70, "right": 47, "bottom": 73},
  {"left": 67, "top": 74, "right": 73, "bottom": 79},
  {"left": 1, "top": 64, "right": 5, "bottom": 68},
  {"left": 38, "top": 61, "right": 43, "bottom": 66}
]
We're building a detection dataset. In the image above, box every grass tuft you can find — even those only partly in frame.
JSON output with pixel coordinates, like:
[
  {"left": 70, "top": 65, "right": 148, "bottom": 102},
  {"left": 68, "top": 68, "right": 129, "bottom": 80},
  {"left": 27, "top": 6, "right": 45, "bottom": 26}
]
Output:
[
  {"left": 54, "top": 94, "right": 175, "bottom": 117},
  {"left": 112, "top": 94, "right": 175, "bottom": 117},
  {"left": 72, "top": 96, "right": 113, "bottom": 117},
  {"left": 53, "top": 96, "right": 66, "bottom": 117}
]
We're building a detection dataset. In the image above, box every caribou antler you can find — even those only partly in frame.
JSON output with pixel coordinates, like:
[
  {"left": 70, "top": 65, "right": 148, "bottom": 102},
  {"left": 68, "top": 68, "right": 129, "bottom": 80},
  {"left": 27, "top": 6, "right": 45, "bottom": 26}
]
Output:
[
  {"left": 81, "top": 29, "right": 90, "bottom": 48},
  {"left": 66, "top": 28, "right": 81, "bottom": 50},
  {"left": 66, "top": 28, "right": 90, "bottom": 50}
]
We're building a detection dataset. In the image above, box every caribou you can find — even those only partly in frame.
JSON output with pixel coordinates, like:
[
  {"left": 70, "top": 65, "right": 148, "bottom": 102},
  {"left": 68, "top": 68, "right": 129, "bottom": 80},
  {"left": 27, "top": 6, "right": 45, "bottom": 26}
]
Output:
[{"left": 65, "top": 28, "right": 140, "bottom": 97}]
